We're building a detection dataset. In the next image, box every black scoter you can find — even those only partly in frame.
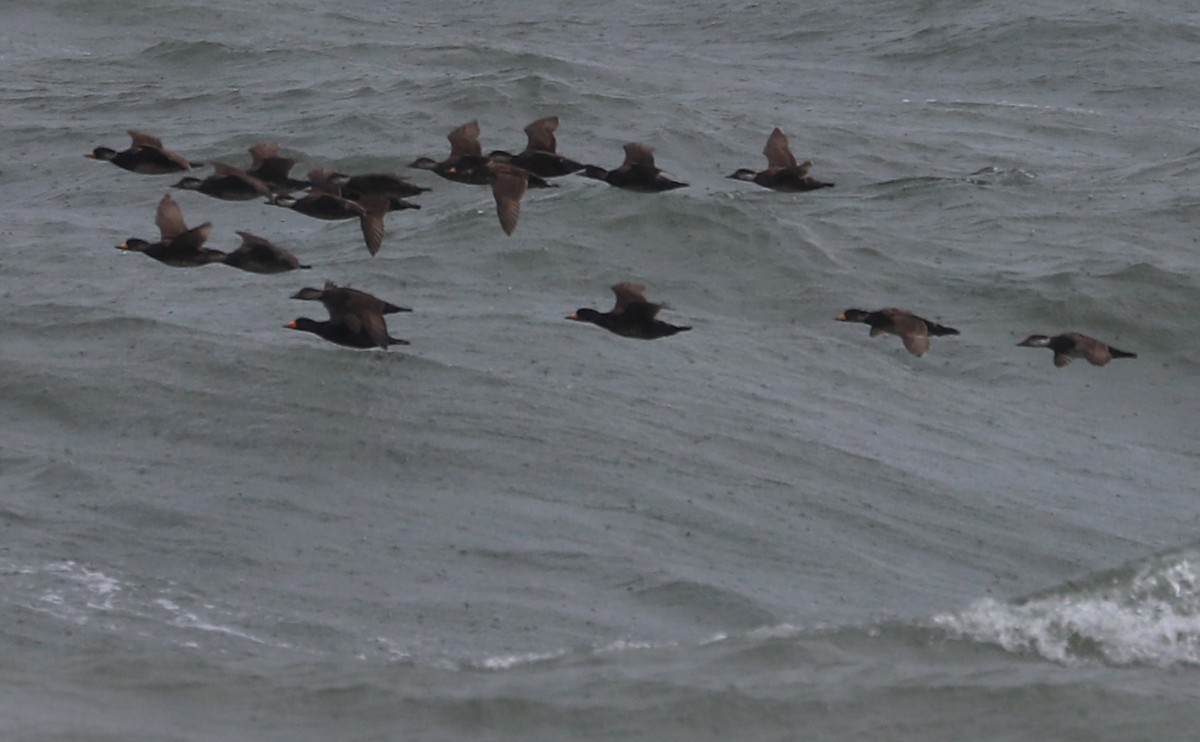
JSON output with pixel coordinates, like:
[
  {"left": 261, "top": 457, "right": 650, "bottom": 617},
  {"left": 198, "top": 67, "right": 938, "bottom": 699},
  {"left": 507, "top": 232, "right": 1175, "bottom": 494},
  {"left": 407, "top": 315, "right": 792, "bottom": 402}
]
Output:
[
  {"left": 286, "top": 282, "right": 410, "bottom": 349},
  {"left": 116, "top": 193, "right": 224, "bottom": 266},
  {"left": 222, "top": 232, "right": 310, "bottom": 273},
  {"left": 579, "top": 143, "right": 688, "bottom": 192},
  {"left": 487, "top": 116, "right": 586, "bottom": 178},
  {"left": 567, "top": 282, "right": 692, "bottom": 339},
  {"left": 727, "top": 128, "right": 834, "bottom": 192},
  {"left": 86, "top": 130, "right": 200, "bottom": 175}
]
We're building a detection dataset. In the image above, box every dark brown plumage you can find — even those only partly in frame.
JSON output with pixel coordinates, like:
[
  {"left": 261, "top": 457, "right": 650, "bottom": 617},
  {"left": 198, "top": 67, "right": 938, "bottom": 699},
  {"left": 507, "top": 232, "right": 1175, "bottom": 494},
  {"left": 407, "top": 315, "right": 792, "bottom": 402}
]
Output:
[
  {"left": 274, "top": 173, "right": 389, "bottom": 256},
  {"left": 332, "top": 172, "right": 430, "bottom": 200},
  {"left": 567, "top": 283, "right": 692, "bottom": 339},
  {"left": 86, "top": 130, "right": 200, "bottom": 174},
  {"left": 409, "top": 120, "right": 494, "bottom": 185},
  {"left": 286, "top": 281, "right": 410, "bottom": 349},
  {"left": 1017, "top": 333, "right": 1137, "bottom": 368},
  {"left": 836, "top": 308, "right": 959, "bottom": 357},
  {"left": 115, "top": 193, "right": 224, "bottom": 266},
  {"left": 246, "top": 142, "right": 309, "bottom": 194},
  {"left": 728, "top": 128, "right": 834, "bottom": 192},
  {"left": 579, "top": 143, "right": 688, "bottom": 192},
  {"left": 173, "top": 162, "right": 272, "bottom": 201},
  {"left": 486, "top": 160, "right": 536, "bottom": 236},
  {"left": 487, "top": 116, "right": 585, "bottom": 178},
  {"left": 221, "top": 232, "right": 310, "bottom": 273},
  {"left": 410, "top": 120, "right": 555, "bottom": 189}
]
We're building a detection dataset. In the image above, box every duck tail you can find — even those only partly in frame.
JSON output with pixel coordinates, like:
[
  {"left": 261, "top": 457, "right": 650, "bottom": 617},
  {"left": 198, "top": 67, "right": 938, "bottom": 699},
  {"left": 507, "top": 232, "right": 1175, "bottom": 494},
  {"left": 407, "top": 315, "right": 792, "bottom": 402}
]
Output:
[
  {"left": 927, "top": 322, "right": 960, "bottom": 336},
  {"left": 1110, "top": 347, "right": 1137, "bottom": 360},
  {"left": 578, "top": 165, "right": 608, "bottom": 181}
]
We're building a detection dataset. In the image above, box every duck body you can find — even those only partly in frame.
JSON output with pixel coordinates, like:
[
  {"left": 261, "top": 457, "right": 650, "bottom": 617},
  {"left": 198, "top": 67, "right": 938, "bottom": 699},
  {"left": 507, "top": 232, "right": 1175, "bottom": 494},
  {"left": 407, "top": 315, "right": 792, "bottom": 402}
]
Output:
[
  {"left": 727, "top": 166, "right": 834, "bottom": 192},
  {"left": 489, "top": 149, "right": 585, "bottom": 178},
  {"left": 410, "top": 120, "right": 555, "bottom": 188},
  {"left": 1017, "top": 332, "right": 1137, "bottom": 368},
  {"left": 274, "top": 177, "right": 388, "bottom": 255},
  {"left": 116, "top": 193, "right": 224, "bottom": 266},
  {"left": 410, "top": 120, "right": 492, "bottom": 185},
  {"left": 579, "top": 143, "right": 687, "bottom": 192},
  {"left": 334, "top": 172, "right": 430, "bottom": 200},
  {"left": 836, "top": 308, "right": 959, "bottom": 357},
  {"left": 285, "top": 318, "right": 407, "bottom": 349},
  {"left": 728, "top": 128, "right": 833, "bottom": 192},
  {"left": 486, "top": 115, "right": 585, "bottom": 178},
  {"left": 291, "top": 281, "right": 412, "bottom": 316},
  {"left": 567, "top": 282, "right": 692, "bottom": 340},
  {"left": 173, "top": 163, "right": 272, "bottom": 201},
  {"left": 287, "top": 281, "right": 410, "bottom": 349},
  {"left": 409, "top": 154, "right": 494, "bottom": 185},
  {"left": 246, "top": 143, "right": 309, "bottom": 194},
  {"left": 119, "top": 235, "right": 226, "bottom": 267},
  {"left": 222, "top": 232, "right": 309, "bottom": 273},
  {"left": 86, "top": 130, "right": 200, "bottom": 174}
]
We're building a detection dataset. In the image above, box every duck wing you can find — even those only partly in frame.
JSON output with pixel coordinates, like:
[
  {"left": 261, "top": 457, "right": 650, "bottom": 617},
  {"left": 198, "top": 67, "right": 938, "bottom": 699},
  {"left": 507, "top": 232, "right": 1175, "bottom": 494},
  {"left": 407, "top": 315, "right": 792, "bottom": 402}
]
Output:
[
  {"left": 763, "top": 127, "right": 798, "bottom": 170},
  {"left": 621, "top": 143, "right": 657, "bottom": 169},
  {"left": 154, "top": 193, "right": 190, "bottom": 241},
  {"left": 448, "top": 120, "right": 483, "bottom": 159},
  {"left": 491, "top": 167, "right": 528, "bottom": 236},
  {"left": 524, "top": 116, "right": 559, "bottom": 153}
]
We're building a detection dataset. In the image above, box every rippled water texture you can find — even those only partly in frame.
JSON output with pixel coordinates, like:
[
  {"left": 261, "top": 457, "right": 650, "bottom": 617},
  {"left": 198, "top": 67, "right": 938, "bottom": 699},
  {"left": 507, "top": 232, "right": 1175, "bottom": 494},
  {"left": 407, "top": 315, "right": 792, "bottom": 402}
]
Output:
[{"left": 2, "top": 1, "right": 1199, "bottom": 740}]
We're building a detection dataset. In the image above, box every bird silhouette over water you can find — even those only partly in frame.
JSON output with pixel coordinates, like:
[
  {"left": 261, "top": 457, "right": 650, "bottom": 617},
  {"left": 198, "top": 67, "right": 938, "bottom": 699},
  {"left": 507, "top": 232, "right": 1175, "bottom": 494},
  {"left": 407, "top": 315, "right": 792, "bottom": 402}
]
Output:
[
  {"left": 567, "top": 282, "right": 692, "bottom": 339},
  {"left": 1017, "top": 332, "right": 1136, "bottom": 368},
  {"left": 487, "top": 116, "right": 586, "bottom": 178},
  {"left": 221, "top": 232, "right": 309, "bottom": 273},
  {"left": 116, "top": 193, "right": 224, "bottom": 266},
  {"left": 579, "top": 143, "right": 688, "bottom": 192},
  {"left": 286, "top": 281, "right": 410, "bottom": 349},
  {"left": 728, "top": 128, "right": 834, "bottom": 192},
  {"left": 273, "top": 172, "right": 391, "bottom": 256},
  {"left": 836, "top": 308, "right": 959, "bottom": 357},
  {"left": 87, "top": 130, "right": 201, "bottom": 175},
  {"left": 173, "top": 162, "right": 272, "bottom": 201}
]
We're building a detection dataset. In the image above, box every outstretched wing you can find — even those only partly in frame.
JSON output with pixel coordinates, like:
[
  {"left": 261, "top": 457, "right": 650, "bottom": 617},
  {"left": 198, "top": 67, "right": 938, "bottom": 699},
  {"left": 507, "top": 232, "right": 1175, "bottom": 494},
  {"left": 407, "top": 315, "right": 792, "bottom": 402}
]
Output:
[
  {"left": 524, "top": 116, "right": 559, "bottom": 152},
  {"left": 763, "top": 127, "right": 797, "bottom": 170},
  {"left": 448, "top": 120, "right": 483, "bottom": 159}
]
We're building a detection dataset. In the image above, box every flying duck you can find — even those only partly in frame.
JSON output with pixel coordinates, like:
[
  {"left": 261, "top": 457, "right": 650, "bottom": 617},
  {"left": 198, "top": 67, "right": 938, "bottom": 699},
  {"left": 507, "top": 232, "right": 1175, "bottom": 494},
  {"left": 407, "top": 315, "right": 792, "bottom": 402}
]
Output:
[
  {"left": 1017, "top": 332, "right": 1137, "bottom": 368},
  {"left": 567, "top": 282, "right": 692, "bottom": 339},
  {"left": 330, "top": 172, "right": 430, "bottom": 200},
  {"left": 286, "top": 282, "right": 410, "bottom": 349},
  {"left": 273, "top": 172, "right": 390, "bottom": 255},
  {"left": 836, "top": 308, "right": 959, "bottom": 357},
  {"left": 410, "top": 120, "right": 554, "bottom": 188},
  {"left": 173, "top": 162, "right": 272, "bottom": 201},
  {"left": 221, "top": 232, "right": 310, "bottom": 273},
  {"left": 246, "top": 142, "right": 309, "bottom": 194},
  {"left": 116, "top": 193, "right": 224, "bottom": 266},
  {"left": 579, "top": 143, "right": 688, "bottom": 192},
  {"left": 86, "top": 130, "right": 200, "bottom": 175},
  {"left": 727, "top": 128, "right": 834, "bottom": 192},
  {"left": 487, "top": 116, "right": 586, "bottom": 178}
]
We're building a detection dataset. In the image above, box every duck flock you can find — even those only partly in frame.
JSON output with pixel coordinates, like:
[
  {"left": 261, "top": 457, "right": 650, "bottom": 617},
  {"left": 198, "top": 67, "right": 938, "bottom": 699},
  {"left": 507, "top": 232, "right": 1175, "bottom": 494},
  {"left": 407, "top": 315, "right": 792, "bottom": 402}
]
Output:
[{"left": 88, "top": 120, "right": 1136, "bottom": 367}]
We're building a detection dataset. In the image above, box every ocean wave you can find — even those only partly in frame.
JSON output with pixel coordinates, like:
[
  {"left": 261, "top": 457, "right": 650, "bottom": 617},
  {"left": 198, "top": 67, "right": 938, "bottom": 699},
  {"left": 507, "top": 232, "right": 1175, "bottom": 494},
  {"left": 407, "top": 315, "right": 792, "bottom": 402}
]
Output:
[{"left": 934, "top": 544, "right": 1200, "bottom": 667}]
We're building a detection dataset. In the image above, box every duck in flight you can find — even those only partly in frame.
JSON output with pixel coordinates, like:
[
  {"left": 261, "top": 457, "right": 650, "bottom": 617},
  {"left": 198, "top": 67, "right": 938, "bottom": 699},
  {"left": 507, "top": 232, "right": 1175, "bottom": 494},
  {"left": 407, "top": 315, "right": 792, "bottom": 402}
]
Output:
[
  {"left": 1016, "top": 332, "right": 1137, "bottom": 368},
  {"left": 115, "top": 193, "right": 224, "bottom": 266},
  {"left": 728, "top": 128, "right": 834, "bottom": 192},
  {"left": 836, "top": 308, "right": 959, "bottom": 357},
  {"left": 87, "top": 130, "right": 201, "bottom": 175},
  {"left": 567, "top": 282, "right": 692, "bottom": 339},
  {"left": 579, "top": 143, "right": 688, "bottom": 192}
]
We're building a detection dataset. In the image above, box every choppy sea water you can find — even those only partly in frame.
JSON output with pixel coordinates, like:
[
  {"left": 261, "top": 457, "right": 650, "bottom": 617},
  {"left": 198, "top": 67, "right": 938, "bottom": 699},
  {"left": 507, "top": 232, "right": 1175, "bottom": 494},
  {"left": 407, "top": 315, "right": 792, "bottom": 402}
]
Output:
[{"left": 3, "top": 0, "right": 1200, "bottom": 739}]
